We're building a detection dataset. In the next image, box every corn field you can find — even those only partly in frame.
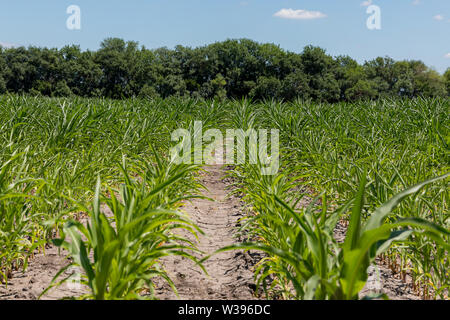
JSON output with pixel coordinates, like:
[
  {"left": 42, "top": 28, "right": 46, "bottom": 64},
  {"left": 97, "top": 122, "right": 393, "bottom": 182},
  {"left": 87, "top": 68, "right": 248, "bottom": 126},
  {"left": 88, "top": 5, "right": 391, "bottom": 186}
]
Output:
[{"left": 0, "top": 94, "right": 448, "bottom": 300}]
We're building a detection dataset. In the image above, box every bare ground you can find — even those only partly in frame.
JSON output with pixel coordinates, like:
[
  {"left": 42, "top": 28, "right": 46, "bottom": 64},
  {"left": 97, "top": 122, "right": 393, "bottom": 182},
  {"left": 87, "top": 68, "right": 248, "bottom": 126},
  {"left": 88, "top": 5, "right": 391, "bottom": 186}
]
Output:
[
  {"left": 154, "top": 165, "right": 260, "bottom": 300},
  {"left": 0, "top": 245, "right": 87, "bottom": 300}
]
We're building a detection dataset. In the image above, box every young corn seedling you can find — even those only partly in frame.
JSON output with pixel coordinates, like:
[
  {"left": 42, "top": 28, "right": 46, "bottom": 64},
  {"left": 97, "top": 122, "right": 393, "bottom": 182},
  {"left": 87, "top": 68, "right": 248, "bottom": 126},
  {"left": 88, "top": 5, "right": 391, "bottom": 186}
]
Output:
[
  {"left": 216, "top": 165, "right": 449, "bottom": 299},
  {"left": 42, "top": 158, "right": 205, "bottom": 300},
  {"left": 0, "top": 150, "right": 46, "bottom": 285}
]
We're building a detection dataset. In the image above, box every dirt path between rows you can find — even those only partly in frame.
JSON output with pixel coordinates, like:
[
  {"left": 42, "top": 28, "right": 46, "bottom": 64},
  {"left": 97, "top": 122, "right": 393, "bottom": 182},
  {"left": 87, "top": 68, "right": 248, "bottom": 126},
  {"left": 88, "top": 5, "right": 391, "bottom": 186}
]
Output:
[{"left": 154, "top": 165, "right": 259, "bottom": 300}]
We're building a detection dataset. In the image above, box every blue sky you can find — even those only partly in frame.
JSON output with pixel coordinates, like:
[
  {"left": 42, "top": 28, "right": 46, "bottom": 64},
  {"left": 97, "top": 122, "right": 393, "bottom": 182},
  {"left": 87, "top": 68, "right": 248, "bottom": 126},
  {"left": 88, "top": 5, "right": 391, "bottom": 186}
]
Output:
[{"left": 0, "top": 0, "right": 449, "bottom": 73}]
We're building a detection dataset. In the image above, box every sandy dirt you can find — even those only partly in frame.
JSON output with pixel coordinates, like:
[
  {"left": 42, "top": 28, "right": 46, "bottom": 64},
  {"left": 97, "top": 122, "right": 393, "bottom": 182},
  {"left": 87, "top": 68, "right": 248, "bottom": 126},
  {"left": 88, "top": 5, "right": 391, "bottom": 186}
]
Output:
[
  {"left": 0, "top": 245, "right": 87, "bottom": 300},
  {"left": 154, "top": 165, "right": 260, "bottom": 300}
]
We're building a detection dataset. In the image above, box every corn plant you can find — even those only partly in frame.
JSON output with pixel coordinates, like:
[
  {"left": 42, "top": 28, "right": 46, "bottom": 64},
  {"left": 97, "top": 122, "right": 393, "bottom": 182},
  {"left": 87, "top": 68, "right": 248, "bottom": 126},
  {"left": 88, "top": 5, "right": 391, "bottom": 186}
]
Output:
[
  {"left": 217, "top": 165, "right": 448, "bottom": 299},
  {"left": 42, "top": 157, "right": 205, "bottom": 300},
  {"left": 0, "top": 150, "right": 46, "bottom": 285},
  {"left": 244, "top": 98, "right": 449, "bottom": 298}
]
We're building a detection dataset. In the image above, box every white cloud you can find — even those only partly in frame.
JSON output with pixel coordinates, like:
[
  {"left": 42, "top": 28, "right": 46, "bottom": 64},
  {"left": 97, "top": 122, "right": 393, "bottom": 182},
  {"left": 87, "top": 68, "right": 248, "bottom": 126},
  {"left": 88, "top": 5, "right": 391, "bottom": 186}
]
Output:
[
  {"left": 274, "top": 8, "right": 327, "bottom": 20},
  {"left": 444, "top": 53, "right": 450, "bottom": 59},
  {"left": 412, "top": 0, "right": 420, "bottom": 5},
  {"left": 433, "top": 14, "right": 444, "bottom": 21},
  {"left": 361, "top": 0, "right": 373, "bottom": 7}
]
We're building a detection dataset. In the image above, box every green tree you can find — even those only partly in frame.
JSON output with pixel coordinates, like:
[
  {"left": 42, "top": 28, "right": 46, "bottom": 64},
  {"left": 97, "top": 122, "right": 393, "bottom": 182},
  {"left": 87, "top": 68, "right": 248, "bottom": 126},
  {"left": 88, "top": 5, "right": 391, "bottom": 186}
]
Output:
[
  {"left": 413, "top": 69, "right": 446, "bottom": 97},
  {"left": 138, "top": 84, "right": 160, "bottom": 99},
  {"left": 364, "top": 57, "right": 397, "bottom": 97},
  {"left": 301, "top": 46, "right": 340, "bottom": 101},
  {"left": 0, "top": 48, "right": 7, "bottom": 93},
  {"left": 159, "top": 74, "right": 187, "bottom": 98},
  {"left": 249, "top": 76, "right": 281, "bottom": 100},
  {"left": 335, "top": 56, "right": 366, "bottom": 100},
  {"left": 390, "top": 61, "right": 413, "bottom": 97},
  {"left": 53, "top": 80, "right": 73, "bottom": 97},
  {"left": 0, "top": 37, "right": 446, "bottom": 101},
  {"left": 60, "top": 45, "right": 102, "bottom": 97},
  {"left": 281, "top": 72, "right": 310, "bottom": 100},
  {"left": 200, "top": 73, "right": 227, "bottom": 100},
  {"left": 345, "top": 80, "right": 377, "bottom": 100},
  {"left": 442, "top": 68, "right": 450, "bottom": 96},
  {"left": 2, "top": 47, "right": 37, "bottom": 93},
  {"left": 31, "top": 80, "right": 52, "bottom": 96},
  {"left": 94, "top": 38, "right": 140, "bottom": 98}
]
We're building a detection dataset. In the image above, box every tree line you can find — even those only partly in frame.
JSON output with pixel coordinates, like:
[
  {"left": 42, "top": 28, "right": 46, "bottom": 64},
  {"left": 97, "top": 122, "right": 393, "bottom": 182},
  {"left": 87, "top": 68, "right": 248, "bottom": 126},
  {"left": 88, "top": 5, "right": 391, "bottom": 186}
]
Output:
[{"left": 0, "top": 38, "right": 449, "bottom": 101}]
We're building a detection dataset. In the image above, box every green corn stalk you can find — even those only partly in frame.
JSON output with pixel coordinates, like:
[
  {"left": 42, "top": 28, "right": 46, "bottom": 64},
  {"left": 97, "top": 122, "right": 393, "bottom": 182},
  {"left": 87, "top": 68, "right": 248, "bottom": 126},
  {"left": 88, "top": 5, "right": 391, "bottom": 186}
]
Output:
[{"left": 42, "top": 159, "right": 205, "bottom": 300}]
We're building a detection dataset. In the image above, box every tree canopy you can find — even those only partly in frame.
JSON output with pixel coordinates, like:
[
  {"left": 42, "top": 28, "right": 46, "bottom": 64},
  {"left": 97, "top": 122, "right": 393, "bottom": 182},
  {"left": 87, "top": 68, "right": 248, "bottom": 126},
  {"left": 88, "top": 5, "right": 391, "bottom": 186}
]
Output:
[{"left": 0, "top": 38, "right": 448, "bottom": 101}]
